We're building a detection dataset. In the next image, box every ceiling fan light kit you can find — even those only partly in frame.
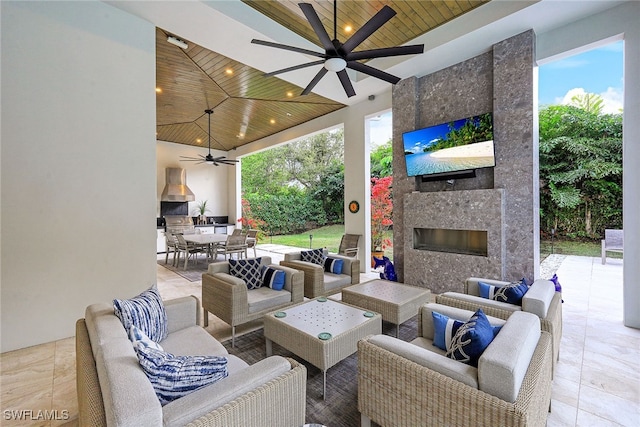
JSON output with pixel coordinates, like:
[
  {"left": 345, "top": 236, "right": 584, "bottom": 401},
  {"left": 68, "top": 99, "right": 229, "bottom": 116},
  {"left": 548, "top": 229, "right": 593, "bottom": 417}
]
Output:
[
  {"left": 180, "top": 109, "right": 238, "bottom": 166},
  {"left": 324, "top": 57, "right": 347, "bottom": 72},
  {"left": 251, "top": 1, "right": 424, "bottom": 97}
]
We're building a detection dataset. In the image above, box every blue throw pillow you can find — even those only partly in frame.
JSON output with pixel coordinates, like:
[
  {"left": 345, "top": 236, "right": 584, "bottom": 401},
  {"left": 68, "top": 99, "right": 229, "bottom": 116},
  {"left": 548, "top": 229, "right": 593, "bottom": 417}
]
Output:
[
  {"left": 324, "top": 257, "right": 344, "bottom": 274},
  {"left": 494, "top": 279, "right": 529, "bottom": 305},
  {"left": 113, "top": 284, "right": 168, "bottom": 343},
  {"left": 300, "top": 248, "right": 325, "bottom": 265},
  {"left": 133, "top": 344, "right": 228, "bottom": 405},
  {"left": 229, "top": 257, "right": 263, "bottom": 290},
  {"left": 261, "top": 266, "right": 286, "bottom": 290},
  {"left": 478, "top": 279, "right": 529, "bottom": 305},
  {"left": 432, "top": 310, "right": 502, "bottom": 352},
  {"left": 432, "top": 311, "right": 464, "bottom": 351},
  {"left": 445, "top": 308, "right": 496, "bottom": 367}
]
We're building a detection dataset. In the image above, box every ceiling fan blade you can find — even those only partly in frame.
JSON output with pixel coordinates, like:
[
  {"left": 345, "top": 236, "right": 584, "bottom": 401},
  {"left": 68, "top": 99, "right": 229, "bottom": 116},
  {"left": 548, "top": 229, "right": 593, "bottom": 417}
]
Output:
[
  {"left": 179, "top": 155, "right": 205, "bottom": 162},
  {"left": 347, "top": 61, "right": 401, "bottom": 84},
  {"left": 336, "top": 69, "right": 356, "bottom": 97},
  {"left": 299, "top": 3, "right": 335, "bottom": 53},
  {"left": 301, "top": 67, "right": 329, "bottom": 95},
  {"left": 264, "top": 60, "right": 325, "bottom": 77},
  {"left": 341, "top": 5, "right": 396, "bottom": 54},
  {"left": 347, "top": 44, "right": 424, "bottom": 61},
  {"left": 251, "top": 39, "right": 325, "bottom": 58}
]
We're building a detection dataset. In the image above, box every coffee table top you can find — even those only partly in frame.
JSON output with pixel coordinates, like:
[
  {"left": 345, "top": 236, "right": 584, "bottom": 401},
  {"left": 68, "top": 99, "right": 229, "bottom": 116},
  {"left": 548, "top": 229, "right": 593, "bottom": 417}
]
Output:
[
  {"left": 344, "top": 279, "right": 430, "bottom": 304},
  {"left": 272, "top": 298, "right": 376, "bottom": 339}
]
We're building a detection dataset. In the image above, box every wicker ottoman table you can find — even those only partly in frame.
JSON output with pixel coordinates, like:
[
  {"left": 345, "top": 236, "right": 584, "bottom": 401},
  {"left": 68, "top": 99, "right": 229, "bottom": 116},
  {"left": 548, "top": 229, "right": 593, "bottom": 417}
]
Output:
[
  {"left": 264, "top": 298, "right": 381, "bottom": 399},
  {"left": 342, "top": 279, "right": 431, "bottom": 338}
]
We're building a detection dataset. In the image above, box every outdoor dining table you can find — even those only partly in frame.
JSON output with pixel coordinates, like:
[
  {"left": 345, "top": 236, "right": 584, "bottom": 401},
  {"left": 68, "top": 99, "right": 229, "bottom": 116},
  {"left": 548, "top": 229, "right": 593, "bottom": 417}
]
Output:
[{"left": 182, "top": 233, "right": 230, "bottom": 262}]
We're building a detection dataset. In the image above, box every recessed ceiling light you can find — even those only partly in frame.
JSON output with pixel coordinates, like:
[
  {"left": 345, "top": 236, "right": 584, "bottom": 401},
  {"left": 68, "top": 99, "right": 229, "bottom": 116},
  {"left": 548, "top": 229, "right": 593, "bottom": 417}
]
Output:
[
  {"left": 196, "top": 138, "right": 202, "bottom": 144},
  {"left": 225, "top": 68, "right": 233, "bottom": 75},
  {"left": 155, "top": 87, "right": 162, "bottom": 93},
  {"left": 270, "top": 119, "right": 276, "bottom": 124},
  {"left": 286, "top": 91, "right": 294, "bottom": 97},
  {"left": 286, "top": 112, "right": 292, "bottom": 117},
  {"left": 344, "top": 25, "right": 353, "bottom": 33}
]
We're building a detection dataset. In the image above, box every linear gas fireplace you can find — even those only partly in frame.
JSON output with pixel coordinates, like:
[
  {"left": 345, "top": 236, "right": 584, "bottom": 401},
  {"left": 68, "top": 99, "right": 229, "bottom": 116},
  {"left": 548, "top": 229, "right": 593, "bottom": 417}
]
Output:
[{"left": 413, "top": 228, "right": 488, "bottom": 257}]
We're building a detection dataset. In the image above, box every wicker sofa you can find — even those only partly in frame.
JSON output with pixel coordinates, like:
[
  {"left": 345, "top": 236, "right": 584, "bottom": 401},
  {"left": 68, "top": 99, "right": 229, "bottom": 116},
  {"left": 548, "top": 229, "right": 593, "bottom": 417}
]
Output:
[
  {"left": 436, "top": 277, "right": 562, "bottom": 373},
  {"left": 202, "top": 256, "right": 303, "bottom": 347},
  {"left": 280, "top": 251, "right": 360, "bottom": 298},
  {"left": 76, "top": 295, "right": 307, "bottom": 427},
  {"left": 357, "top": 303, "right": 553, "bottom": 427}
]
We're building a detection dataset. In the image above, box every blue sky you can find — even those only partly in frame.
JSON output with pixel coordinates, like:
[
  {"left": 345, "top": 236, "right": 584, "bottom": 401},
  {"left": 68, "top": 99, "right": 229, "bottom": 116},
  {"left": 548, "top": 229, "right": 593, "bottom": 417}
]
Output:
[
  {"left": 368, "top": 40, "right": 623, "bottom": 145},
  {"left": 538, "top": 40, "right": 623, "bottom": 113}
]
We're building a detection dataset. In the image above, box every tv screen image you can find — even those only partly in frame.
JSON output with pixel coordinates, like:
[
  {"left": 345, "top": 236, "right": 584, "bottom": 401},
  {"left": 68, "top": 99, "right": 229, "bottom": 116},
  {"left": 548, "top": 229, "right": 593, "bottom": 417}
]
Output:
[{"left": 403, "top": 112, "right": 494, "bottom": 177}]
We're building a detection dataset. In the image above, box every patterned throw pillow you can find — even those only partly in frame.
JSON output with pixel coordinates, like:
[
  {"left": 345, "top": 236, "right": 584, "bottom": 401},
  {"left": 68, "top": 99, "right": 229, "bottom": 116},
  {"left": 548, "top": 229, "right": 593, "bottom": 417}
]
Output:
[
  {"left": 113, "top": 284, "right": 168, "bottom": 343},
  {"left": 128, "top": 324, "right": 164, "bottom": 352},
  {"left": 478, "top": 279, "right": 529, "bottom": 305},
  {"left": 261, "top": 266, "right": 286, "bottom": 290},
  {"left": 229, "top": 257, "right": 263, "bottom": 290},
  {"left": 324, "top": 257, "right": 344, "bottom": 274},
  {"left": 133, "top": 343, "right": 228, "bottom": 405},
  {"left": 432, "top": 310, "right": 502, "bottom": 352},
  {"left": 300, "top": 248, "right": 325, "bottom": 265},
  {"left": 445, "top": 309, "right": 496, "bottom": 367}
]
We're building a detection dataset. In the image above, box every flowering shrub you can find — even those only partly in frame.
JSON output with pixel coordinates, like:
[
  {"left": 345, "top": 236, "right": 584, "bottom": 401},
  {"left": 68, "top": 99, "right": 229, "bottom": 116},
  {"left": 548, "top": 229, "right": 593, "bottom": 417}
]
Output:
[
  {"left": 237, "top": 197, "right": 265, "bottom": 231},
  {"left": 371, "top": 176, "right": 393, "bottom": 251}
]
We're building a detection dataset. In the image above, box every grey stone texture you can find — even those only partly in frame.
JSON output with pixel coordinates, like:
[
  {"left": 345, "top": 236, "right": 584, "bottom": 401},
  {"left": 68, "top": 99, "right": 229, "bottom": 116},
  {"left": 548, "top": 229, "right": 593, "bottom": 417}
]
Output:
[{"left": 392, "top": 30, "right": 538, "bottom": 290}]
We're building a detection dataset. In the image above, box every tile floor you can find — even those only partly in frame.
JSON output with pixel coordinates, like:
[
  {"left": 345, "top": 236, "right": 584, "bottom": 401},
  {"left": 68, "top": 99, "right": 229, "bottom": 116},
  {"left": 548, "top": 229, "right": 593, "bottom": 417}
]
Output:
[{"left": 0, "top": 249, "right": 637, "bottom": 426}]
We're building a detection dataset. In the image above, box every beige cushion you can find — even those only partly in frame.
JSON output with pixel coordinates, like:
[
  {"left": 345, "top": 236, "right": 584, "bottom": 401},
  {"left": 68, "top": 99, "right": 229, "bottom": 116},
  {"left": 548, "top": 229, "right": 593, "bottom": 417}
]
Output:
[
  {"left": 161, "top": 356, "right": 292, "bottom": 427},
  {"left": 478, "top": 311, "right": 540, "bottom": 402},
  {"left": 247, "top": 287, "right": 293, "bottom": 313},
  {"left": 368, "top": 334, "right": 479, "bottom": 389},
  {"left": 522, "top": 279, "right": 555, "bottom": 318},
  {"left": 161, "top": 326, "right": 228, "bottom": 356},
  {"left": 323, "top": 273, "right": 352, "bottom": 291}
]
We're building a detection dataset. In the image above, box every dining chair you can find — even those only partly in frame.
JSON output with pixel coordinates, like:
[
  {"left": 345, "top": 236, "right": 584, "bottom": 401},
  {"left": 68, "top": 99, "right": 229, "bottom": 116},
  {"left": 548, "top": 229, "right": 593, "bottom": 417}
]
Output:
[
  {"left": 245, "top": 229, "right": 258, "bottom": 258},
  {"left": 212, "top": 234, "right": 247, "bottom": 261},
  {"left": 164, "top": 233, "right": 179, "bottom": 266},
  {"left": 175, "top": 234, "right": 204, "bottom": 270}
]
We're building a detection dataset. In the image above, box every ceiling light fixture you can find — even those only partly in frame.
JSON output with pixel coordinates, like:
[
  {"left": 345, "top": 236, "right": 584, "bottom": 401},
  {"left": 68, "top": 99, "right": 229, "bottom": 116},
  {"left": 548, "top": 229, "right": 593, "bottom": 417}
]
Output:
[
  {"left": 167, "top": 36, "right": 188, "bottom": 49},
  {"left": 324, "top": 57, "right": 347, "bottom": 72}
]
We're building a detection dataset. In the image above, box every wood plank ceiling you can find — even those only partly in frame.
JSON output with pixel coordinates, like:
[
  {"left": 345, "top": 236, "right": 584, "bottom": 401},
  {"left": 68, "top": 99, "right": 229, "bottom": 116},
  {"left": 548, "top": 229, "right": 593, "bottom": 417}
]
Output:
[{"left": 156, "top": 1, "right": 489, "bottom": 150}]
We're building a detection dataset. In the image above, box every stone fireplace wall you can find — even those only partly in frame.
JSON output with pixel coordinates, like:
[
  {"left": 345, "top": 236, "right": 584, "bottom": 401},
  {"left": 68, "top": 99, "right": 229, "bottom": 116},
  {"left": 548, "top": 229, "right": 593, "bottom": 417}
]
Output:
[{"left": 392, "top": 30, "right": 538, "bottom": 293}]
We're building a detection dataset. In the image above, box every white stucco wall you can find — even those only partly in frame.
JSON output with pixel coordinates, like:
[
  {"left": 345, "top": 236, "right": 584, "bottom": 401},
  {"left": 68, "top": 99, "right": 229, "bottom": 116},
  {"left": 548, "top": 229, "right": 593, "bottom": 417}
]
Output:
[
  {"left": 1, "top": 1, "right": 157, "bottom": 351},
  {"left": 156, "top": 141, "right": 229, "bottom": 218},
  {"left": 537, "top": 1, "right": 640, "bottom": 328}
]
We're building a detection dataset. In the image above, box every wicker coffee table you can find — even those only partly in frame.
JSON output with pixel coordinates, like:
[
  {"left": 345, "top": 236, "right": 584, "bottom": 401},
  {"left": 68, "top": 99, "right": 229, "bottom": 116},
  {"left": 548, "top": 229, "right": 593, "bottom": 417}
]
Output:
[
  {"left": 264, "top": 298, "right": 381, "bottom": 399},
  {"left": 342, "top": 279, "right": 431, "bottom": 338}
]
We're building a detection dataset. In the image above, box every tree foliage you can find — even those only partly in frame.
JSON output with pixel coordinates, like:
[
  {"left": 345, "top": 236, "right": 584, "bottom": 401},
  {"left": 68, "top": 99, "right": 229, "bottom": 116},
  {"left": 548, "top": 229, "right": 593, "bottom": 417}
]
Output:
[
  {"left": 370, "top": 140, "right": 392, "bottom": 178},
  {"left": 539, "top": 105, "right": 622, "bottom": 238},
  {"left": 240, "top": 129, "right": 345, "bottom": 235}
]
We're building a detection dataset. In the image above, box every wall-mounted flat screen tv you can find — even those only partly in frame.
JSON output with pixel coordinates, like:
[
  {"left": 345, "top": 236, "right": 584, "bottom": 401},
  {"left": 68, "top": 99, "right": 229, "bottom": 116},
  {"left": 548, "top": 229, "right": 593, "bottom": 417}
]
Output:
[{"left": 403, "top": 112, "right": 494, "bottom": 178}]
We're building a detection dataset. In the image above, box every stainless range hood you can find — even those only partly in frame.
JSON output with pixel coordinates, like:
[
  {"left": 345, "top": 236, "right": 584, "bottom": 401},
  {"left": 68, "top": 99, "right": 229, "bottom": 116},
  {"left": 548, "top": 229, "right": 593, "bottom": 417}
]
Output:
[{"left": 160, "top": 168, "right": 195, "bottom": 202}]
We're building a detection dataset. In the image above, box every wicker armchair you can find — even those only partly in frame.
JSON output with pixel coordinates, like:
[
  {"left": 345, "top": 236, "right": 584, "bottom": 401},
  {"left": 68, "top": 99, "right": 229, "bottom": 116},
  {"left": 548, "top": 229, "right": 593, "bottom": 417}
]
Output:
[
  {"left": 436, "top": 278, "right": 562, "bottom": 374},
  {"left": 337, "top": 233, "right": 361, "bottom": 257},
  {"left": 202, "top": 256, "right": 304, "bottom": 347},
  {"left": 280, "top": 251, "right": 359, "bottom": 299},
  {"left": 358, "top": 303, "right": 553, "bottom": 427}
]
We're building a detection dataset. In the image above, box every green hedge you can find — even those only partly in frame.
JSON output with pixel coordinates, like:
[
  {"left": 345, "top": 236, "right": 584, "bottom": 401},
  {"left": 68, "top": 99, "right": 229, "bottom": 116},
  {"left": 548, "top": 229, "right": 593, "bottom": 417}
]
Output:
[{"left": 244, "top": 193, "right": 327, "bottom": 235}]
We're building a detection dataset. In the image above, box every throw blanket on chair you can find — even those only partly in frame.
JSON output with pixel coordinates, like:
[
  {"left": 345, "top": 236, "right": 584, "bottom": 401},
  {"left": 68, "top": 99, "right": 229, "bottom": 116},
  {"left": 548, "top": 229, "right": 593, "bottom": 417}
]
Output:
[{"left": 373, "top": 256, "right": 397, "bottom": 282}]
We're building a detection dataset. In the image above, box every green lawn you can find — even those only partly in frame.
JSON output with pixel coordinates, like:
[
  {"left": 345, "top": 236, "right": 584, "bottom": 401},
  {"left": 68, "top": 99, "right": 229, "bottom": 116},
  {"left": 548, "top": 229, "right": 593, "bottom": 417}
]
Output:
[
  {"left": 262, "top": 226, "right": 616, "bottom": 261},
  {"left": 541, "top": 238, "right": 622, "bottom": 259},
  {"left": 265, "top": 224, "right": 346, "bottom": 253}
]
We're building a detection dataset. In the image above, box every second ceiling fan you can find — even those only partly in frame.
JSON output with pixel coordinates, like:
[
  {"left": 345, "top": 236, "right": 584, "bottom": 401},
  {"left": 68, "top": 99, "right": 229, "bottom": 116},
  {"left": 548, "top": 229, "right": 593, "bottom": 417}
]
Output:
[{"left": 252, "top": 1, "right": 424, "bottom": 98}]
